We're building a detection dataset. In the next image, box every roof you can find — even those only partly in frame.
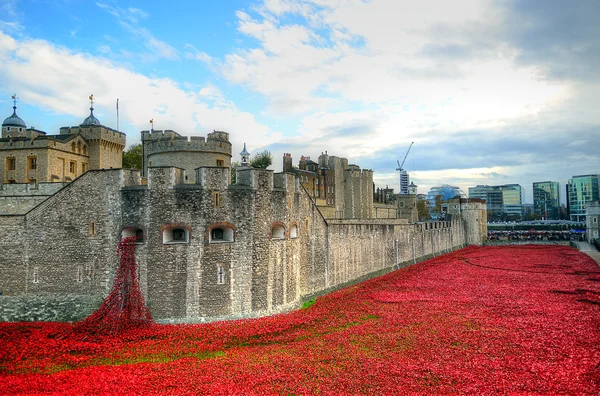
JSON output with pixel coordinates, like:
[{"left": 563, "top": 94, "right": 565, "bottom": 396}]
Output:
[
  {"left": 80, "top": 107, "right": 101, "bottom": 126},
  {"left": 2, "top": 107, "right": 26, "bottom": 128}
]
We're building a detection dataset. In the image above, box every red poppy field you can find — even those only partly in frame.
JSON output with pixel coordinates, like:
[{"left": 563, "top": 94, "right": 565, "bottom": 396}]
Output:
[{"left": 1, "top": 245, "right": 599, "bottom": 395}]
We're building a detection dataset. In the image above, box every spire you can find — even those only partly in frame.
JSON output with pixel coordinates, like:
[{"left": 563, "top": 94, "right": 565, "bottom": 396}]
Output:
[
  {"left": 81, "top": 94, "right": 101, "bottom": 126},
  {"left": 2, "top": 94, "right": 27, "bottom": 128},
  {"left": 240, "top": 143, "right": 250, "bottom": 167}
]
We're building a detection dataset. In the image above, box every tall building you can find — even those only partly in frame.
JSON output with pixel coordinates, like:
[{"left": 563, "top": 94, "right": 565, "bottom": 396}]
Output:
[
  {"left": 399, "top": 170, "right": 409, "bottom": 194},
  {"left": 468, "top": 185, "right": 503, "bottom": 218},
  {"left": 500, "top": 184, "right": 523, "bottom": 218},
  {"left": 468, "top": 184, "right": 522, "bottom": 220},
  {"left": 533, "top": 181, "right": 560, "bottom": 220},
  {"left": 567, "top": 174, "right": 600, "bottom": 222},
  {"left": 1, "top": 96, "right": 125, "bottom": 184}
]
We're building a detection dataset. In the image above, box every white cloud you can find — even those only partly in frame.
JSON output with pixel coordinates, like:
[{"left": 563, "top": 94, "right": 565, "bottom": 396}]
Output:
[
  {"left": 96, "top": 2, "right": 179, "bottom": 61},
  {"left": 184, "top": 44, "right": 213, "bottom": 64},
  {"left": 0, "top": 31, "right": 277, "bottom": 154}
]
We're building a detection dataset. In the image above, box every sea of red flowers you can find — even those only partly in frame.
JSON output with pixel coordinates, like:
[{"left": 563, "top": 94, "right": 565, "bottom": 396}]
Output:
[{"left": 1, "top": 245, "right": 599, "bottom": 395}]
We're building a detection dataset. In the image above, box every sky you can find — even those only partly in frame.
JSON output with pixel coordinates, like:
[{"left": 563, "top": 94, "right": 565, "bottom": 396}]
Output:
[{"left": 1, "top": 0, "right": 599, "bottom": 204}]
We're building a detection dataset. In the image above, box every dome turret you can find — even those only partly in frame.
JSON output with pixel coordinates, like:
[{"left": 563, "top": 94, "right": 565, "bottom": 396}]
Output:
[
  {"left": 80, "top": 94, "right": 101, "bottom": 126},
  {"left": 3, "top": 94, "right": 26, "bottom": 128}
]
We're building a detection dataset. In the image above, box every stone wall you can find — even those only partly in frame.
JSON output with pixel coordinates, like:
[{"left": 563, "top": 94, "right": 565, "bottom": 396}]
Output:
[
  {"left": 0, "top": 294, "right": 102, "bottom": 322},
  {"left": 0, "top": 166, "right": 482, "bottom": 323}
]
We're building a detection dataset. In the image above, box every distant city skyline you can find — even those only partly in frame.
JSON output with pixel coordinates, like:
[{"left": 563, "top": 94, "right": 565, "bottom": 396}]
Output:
[{"left": 0, "top": 1, "right": 598, "bottom": 200}]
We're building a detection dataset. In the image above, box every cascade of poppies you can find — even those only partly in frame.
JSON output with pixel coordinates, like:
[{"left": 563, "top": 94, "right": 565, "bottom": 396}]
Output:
[{"left": 75, "top": 236, "right": 153, "bottom": 335}]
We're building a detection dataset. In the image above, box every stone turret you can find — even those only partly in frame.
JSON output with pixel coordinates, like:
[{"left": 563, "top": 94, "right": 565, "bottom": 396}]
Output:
[{"left": 141, "top": 129, "right": 232, "bottom": 183}]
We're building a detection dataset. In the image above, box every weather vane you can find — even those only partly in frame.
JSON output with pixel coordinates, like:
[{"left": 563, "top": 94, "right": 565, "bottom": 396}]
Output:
[
  {"left": 89, "top": 94, "right": 94, "bottom": 108},
  {"left": 11, "top": 94, "right": 18, "bottom": 107},
  {"left": 149, "top": 118, "right": 154, "bottom": 131}
]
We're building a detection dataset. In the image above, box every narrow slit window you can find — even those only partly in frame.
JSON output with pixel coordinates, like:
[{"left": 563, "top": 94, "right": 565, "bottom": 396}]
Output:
[{"left": 217, "top": 265, "right": 225, "bottom": 285}]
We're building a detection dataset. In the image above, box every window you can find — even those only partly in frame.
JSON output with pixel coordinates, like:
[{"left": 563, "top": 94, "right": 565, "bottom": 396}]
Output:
[
  {"left": 209, "top": 226, "right": 234, "bottom": 243},
  {"left": 399, "top": 201, "right": 405, "bottom": 208},
  {"left": 216, "top": 159, "right": 224, "bottom": 167},
  {"left": 217, "top": 265, "right": 225, "bottom": 285},
  {"left": 82, "top": 163, "right": 88, "bottom": 173},
  {"left": 212, "top": 228, "right": 224, "bottom": 240},
  {"left": 173, "top": 229, "right": 186, "bottom": 241},
  {"left": 163, "top": 227, "right": 190, "bottom": 244},
  {"left": 83, "top": 145, "right": 87, "bottom": 155},
  {"left": 289, "top": 224, "right": 298, "bottom": 239},
  {"left": 7, "top": 157, "right": 15, "bottom": 171},
  {"left": 33, "top": 266, "right": 39, "bottom": 284},
  {"left": 121, "top": 227, "right": 144, "bottom": 243},
  {"left": 77, "top": 266, "right": 83, "bottom": 283},
  {"left": 594, "top": 217, "right": 598, "bottom": 224},
  {"left": 70, "top": 161, "right": 76, "bottom": 174},
  {"left": 271, "top": 224, "right": 285, "bottom": 239},
  {"left": 214, "top": 192, "right": 221, "bottom": 208},
  {"left": 88, "top": 222, "right": 97, "bottom": 236},
  {"left": 72, "top": 142, "right": 76, "bottom": 152},
  {"left": 29, "top": 157, "right": 37, "bottom": 170}
]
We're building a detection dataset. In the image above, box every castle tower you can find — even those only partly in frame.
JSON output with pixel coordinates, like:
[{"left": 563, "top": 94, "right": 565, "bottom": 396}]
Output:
[
  {"left": 141, "top": 129, "right": 232, "bottom": 183},
  {"left": 59, "top": 95, "right": 126, "bottom": 170}
]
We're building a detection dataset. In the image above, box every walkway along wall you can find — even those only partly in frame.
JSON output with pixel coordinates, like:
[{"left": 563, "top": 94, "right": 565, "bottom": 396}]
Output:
[{"left": 0, "top": 167, "right": 477, "bottom": 322}]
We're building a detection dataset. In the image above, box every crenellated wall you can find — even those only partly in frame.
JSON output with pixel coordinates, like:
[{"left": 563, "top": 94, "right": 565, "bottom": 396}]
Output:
[
  {"left": 141, "top": 130, "right": 232, "bottom": 183},
  {"left": 0, "top": 166, "right": 483, "bottom": 322}
]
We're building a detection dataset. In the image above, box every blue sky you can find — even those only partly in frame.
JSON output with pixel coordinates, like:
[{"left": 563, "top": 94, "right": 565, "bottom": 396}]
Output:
[{"left": 1, "top": 0, "right": 599, "bottom": 204}]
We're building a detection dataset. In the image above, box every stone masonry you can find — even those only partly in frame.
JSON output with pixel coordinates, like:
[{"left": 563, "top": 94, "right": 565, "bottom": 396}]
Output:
[{"left": 0, "top": 164, "right": 484, "bottom": 322}]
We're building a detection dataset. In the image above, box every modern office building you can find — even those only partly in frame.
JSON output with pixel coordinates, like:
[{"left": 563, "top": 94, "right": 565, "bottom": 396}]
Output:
[
  {"left": 468, "top": 185, "right": 504, "bottom": 218},
  {"left": 469, "top": 184, "right": 523, "bottom": 220},
  {"left": 500, "top": 184, "right": 523, "bottom": 218},
  {"left": 468, "top": 184, "right": 522, "bottom": 220},
  {"left": 567, "top": 174, "right": 600, "bottom": 222},
  {"left": 533, "top": 181, "right": 560, "bottom": 220}
]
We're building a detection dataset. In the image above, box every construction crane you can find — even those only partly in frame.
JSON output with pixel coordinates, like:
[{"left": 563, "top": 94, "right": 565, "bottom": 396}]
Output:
[{"left": 396, "top": 142, "right": 414, "bottom": 194}]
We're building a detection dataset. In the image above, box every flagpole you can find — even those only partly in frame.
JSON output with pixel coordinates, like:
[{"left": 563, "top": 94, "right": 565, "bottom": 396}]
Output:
[{"left": 116, "top": 98, "right": 119, "bottom": 132}]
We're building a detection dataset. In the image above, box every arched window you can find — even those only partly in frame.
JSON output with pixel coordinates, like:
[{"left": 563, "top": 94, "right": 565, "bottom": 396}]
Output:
[
  {"left": 289, "top": 224, "right": 298, "bottom": 239},
  {"left": 271, "top": 223, "right": 285, "bottom": 239},
  {"left": 163, "top": 226, "right": 190, "bottom": 244},
  {"left": 72, "top": 142, "right": 76, "bottom": 152},
  {"left": 83, "top": 145, "right": 88, "bottom": 155},
  {"left": 121, "top": 227, "right": 144, "bottom": 243},
  {"left": 209, "top": 226, "right": 234, "bottom": 243}
]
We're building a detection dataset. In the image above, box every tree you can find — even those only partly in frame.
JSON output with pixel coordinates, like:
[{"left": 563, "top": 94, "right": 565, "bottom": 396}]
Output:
[
  {"left": 230, "top": 161, "right": 240, "bottom": 184},
  {"left": 249, "top": 150, "right": 272, "bottom": 169},
  {"left": 417, "top": 199, "right": 430, "bottom": 221},
  {"left": 122, "top": 144, "right": 142, "bottom": 170}
]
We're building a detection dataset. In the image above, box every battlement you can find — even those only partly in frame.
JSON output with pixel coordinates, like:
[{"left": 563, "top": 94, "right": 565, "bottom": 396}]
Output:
[
  {"left": 142, "top": 130, "right": 231, "bottom": 155},
  {"left": 59, "top": 125, "right": 126, "bottom": 146},
  {"left": 344, "top": 167, "right": 373, "bottom": 176}
]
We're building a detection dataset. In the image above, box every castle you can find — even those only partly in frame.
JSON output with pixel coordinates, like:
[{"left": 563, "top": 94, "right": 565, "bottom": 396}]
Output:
[{"left": 0, "top": 100, "right": 487, "bottom": 322}]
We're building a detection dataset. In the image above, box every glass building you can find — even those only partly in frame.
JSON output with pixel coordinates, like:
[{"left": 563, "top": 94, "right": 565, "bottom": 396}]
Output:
[
  {"left": 567, "top": 174, "right": 600, "bottom": 222},
  {"left": 468, "top": 184, "right": 522, "bottom": 220},
  {"left": 468, "top": 185, "right": 503, "bottom": 218},
  {"left": 533, "top": 181, "right": 560, "bottom": 220},
  {"left": 500, "top": 184, "right": 523, "bottom": 218},
  {"left": 426, "top": 185, "right": 467, "bottom": 219}
]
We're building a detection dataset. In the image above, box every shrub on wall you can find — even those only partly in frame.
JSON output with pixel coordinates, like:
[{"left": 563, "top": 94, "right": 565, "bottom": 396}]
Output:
[{"left": 249, "top": 150, "right": 272, "bottom": 169}]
